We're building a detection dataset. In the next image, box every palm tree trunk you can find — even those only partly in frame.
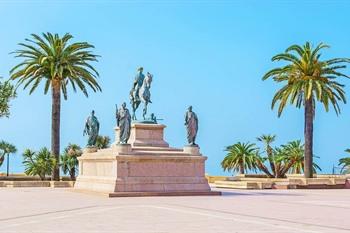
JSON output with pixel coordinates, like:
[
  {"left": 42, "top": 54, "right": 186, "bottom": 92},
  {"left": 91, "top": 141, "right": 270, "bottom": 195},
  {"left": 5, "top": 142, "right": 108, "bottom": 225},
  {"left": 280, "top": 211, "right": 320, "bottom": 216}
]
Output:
[
  {"left": 304, "top": 98, "right": 314, "bottom": 178},
  {"left": 70, "top": 167, "right": 76, "bottom": 181},
  {"left": 267, "top": 146, "right": 276, "bottom": 177},
  {"left": 6, "top": 154, "right": 9, "bottom": 176},
  {"left": 280, "top": 161, "right": 295, "bottom": 178},
  {"left": 239, "top": 163, "right": 245, "bottom": 175},
  {"left": 51, "top": 82, "right": 61, "bottom": 181},
  {"left": 257, "top": 161, "right": 273, "bottom": 178}
]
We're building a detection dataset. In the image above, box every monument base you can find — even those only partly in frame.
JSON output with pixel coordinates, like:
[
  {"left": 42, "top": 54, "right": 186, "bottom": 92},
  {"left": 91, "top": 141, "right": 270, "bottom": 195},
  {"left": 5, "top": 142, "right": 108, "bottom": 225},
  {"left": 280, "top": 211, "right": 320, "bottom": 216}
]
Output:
[
  {"left": 83, "top": 146, "right": 98, "bottom": 153},
  {"left": 75, "top": 123, "right": 220, "bottom": 196}
]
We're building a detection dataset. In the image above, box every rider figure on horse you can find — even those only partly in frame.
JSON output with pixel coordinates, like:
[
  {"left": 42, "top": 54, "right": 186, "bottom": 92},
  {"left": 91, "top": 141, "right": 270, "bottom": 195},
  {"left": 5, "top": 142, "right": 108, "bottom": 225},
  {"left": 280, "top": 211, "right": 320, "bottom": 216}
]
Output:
[
  {"left": 132, "top": 67, "right": 145, "bottom": 102},
  {"left": 130, "top": 67, "right": 153, "bottom": 120}
]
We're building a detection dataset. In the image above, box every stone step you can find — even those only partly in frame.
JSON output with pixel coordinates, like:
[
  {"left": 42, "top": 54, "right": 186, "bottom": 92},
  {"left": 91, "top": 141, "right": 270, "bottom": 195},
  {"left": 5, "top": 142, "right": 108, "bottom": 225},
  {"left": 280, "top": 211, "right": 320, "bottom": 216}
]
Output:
[
  {"left": 4, "top": 181, "right": 51, "bottom": 187},
  {"left": 272, "top": 182, "right": 297, "bottom": 190},
  {"left": 227, "top": 177, "right": 286, "bottom": 182},
  {"left": 109, "top": 191, "right": 221, "bottom": 197},
  {"left": 288, "top": 178, "right": 346, "bottom": 185},
  {"left": 214, "top": 181, "right": 272, "bottom": 190},
  {"left": 0, "top": 181, "right": 75, "bottom": 188},
  {"left": 50, "top": 181, "right": 75, "bottom": 188},
  {"left": 295, "top": 184, "right": 345, "bottom": 189}
]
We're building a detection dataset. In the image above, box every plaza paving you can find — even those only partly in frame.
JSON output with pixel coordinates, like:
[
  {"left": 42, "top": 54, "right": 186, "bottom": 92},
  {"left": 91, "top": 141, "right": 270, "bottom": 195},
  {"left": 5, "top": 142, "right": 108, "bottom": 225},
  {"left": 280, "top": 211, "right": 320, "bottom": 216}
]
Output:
[{"left": 0, "top": 188, "right": 349, "bottom": 233}]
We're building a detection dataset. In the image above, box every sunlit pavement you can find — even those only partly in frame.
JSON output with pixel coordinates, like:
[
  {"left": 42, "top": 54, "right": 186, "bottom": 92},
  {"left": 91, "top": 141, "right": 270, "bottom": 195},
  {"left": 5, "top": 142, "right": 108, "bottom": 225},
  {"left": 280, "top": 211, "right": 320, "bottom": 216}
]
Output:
[{"left": 0, "top": 188, "right": 349, "bottom": 233}]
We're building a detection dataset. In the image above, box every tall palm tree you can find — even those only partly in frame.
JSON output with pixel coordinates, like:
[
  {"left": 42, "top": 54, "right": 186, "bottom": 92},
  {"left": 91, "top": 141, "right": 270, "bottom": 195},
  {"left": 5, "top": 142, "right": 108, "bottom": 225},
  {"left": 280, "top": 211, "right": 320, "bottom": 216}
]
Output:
[
  {"left": 10, "top": 33, "right": 101, "bottom": 180},
  {"left": 257, "top": 134, "right": 276, "bottom": 177},
  {"left": 221, "top": 142, "right": 258, "bottom": 175},
  {"left": 0, "top": 140, "right": 17, "bottom": 176},
  {"left": 263, "top": 42, "right": 350, "bottom": 178}
]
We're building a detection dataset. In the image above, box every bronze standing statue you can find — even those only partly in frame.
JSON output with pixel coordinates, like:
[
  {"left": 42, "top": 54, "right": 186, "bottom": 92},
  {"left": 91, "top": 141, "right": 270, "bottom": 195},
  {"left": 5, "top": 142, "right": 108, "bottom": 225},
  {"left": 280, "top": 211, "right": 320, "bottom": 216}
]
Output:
[
  {"left": 185, "top": 106, "right": 198, "bottom": 146},
  {"left": 116, "top": 102, "right": 131, "bottom": 144},
  {"left": 84, "top": 110, "right": 100, "bottom": 147}
]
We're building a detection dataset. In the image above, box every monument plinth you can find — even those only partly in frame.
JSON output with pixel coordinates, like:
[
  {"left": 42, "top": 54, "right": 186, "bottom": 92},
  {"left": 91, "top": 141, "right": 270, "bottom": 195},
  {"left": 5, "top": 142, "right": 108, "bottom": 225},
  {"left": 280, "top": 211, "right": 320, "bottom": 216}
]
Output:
[
  {"left": 75, "top": 123, "right": 220, "bottom": 197},
  {"left": 114, "top": 123, "right": 169, "bottom": 147}
]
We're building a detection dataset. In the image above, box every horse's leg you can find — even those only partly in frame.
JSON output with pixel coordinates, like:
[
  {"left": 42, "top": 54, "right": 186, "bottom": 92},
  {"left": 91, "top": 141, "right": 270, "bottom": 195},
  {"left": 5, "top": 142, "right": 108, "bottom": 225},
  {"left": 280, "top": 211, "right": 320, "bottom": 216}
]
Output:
[
  {"left": 143, "top": 102, "right": 148, "bottom": 120},
  {"left": 132, "top": 105, "right": 136, "bottom": 120}
]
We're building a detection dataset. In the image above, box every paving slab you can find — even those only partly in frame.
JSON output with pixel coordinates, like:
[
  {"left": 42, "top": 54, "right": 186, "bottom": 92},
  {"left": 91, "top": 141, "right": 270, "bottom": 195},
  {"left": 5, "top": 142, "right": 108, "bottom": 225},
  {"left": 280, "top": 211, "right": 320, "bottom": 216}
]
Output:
[{"left": 0, "top": 188, "right": 349, "bottom": 233}]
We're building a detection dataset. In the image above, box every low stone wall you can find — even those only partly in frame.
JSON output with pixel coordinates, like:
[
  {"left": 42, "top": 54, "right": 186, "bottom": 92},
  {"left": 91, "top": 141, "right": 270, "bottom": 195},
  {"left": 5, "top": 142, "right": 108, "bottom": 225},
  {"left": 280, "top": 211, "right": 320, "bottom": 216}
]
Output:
[
  {"left": 205, "top": 175, "right": 228, "bottom": 183},
  {"left": 0, "top": 181, "right": 75, "bottom": 188},
  {"left": 0, "top": 174, "right": 73, "bottom": 181},
  {"left": 210, "top": 174, "right": 350, "bottom": 190}
]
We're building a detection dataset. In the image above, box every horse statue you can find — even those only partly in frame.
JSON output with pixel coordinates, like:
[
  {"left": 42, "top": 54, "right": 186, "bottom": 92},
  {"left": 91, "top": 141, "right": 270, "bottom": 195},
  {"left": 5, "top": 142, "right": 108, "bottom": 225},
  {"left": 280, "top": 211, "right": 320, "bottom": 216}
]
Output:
[
  {"left": 129, "top": 89, "right": 140, "bottom": 120},
  {"left": 129, "top": 71, "right": 153, "bottom": 120}
]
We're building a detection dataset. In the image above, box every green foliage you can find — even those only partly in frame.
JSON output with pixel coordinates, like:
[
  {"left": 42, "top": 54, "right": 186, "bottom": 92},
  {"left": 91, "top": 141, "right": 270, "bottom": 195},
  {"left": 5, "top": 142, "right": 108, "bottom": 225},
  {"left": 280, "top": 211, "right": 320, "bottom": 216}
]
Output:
[
  {"left": 263, "top": 42, "right": 350, "bottom": 116},
  {"left": 60, "top": 143, "right": 82, "bottom": 180},
  {"left": 256, "top": 134, "right": 276, "bottom": 177},
  {"left": 223, "top": 137, "right": 321, "bottom": 177},
  {"left": 221, "top": 142, "right": 259, "bottom": 174},
  {"left": 22, "top": 148, "right": 56, "bottom": 180},
  {"left": 0, "top": 78, "right": 16, "bottom": 118},
  {"left": 262, "top": 42, "right": 349, "bottom": 178},
  {"left": 339, "top": 150, "right": 350, "bottom": 174},
  {"left": 10, "top": 32, "right": 101, "bottom": 99},
  {"left": 10, "top": 32, "right": 101, "bottom": 180},
  {"left": 275, "top": 140, "right": 320, "bottom": 175},
  {"left": 0, "top": 140, "right": 17, "bottom": 167},
  {"left": 95, "top": 135, "right": 110, "bottom": 149}
]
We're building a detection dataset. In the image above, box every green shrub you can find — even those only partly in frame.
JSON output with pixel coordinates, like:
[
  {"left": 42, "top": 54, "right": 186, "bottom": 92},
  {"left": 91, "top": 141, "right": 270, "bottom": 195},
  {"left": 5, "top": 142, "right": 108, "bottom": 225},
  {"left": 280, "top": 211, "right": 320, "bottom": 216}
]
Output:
[
  {"left": 60, "top": 144, "right": 82, "bottom": 180},
  {"left": 22, "top": 148, "right": 56, "bottom": 180}
]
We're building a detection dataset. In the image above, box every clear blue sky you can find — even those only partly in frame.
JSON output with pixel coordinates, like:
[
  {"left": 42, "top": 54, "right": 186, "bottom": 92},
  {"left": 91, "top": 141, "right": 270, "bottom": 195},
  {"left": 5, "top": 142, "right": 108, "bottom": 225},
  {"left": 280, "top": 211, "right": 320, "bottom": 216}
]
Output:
[{"left": 1, "top": 0, "right": 350, "bottom": 175}]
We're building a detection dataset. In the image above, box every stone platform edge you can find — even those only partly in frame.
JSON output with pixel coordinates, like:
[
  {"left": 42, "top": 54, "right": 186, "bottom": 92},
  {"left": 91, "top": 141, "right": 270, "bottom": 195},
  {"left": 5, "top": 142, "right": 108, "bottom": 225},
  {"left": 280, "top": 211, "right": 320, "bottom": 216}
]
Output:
[
  {"left": 0, "top": 181, "right": 75, "bottom": 188},
  {"left": 108, "top": 190, "right": 222, "bottom": 197},
  {"left": 71, "top": 189, "right": 221, "bottom": 198}
]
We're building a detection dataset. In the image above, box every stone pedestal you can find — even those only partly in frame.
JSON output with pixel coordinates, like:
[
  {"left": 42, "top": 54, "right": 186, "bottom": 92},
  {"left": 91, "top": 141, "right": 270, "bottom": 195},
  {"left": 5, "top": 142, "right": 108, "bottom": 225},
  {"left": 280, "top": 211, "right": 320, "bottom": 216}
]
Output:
[
  {"left": 183, "top": 145, "right": 201, "bottom": 155},
  {"left": 83, "top": 146, "right": 98, "bottom": 153},
  {"left": 115, "top": 123, "right": 169, "bottom": 147},
  {"left": 112, "top": 143, "right": 132, "bottom": 153},
  {"left": 75, "top": 123, "right": 220, "bottom": 197}
]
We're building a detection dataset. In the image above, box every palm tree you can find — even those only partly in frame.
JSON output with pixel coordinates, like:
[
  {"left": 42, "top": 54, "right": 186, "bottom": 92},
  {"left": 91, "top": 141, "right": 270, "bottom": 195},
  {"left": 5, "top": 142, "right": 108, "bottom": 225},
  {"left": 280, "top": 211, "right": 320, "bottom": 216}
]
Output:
[
  {"left": 0, "top": 140, "right": 17, "bottom": 176},
  {"left": 338, "top": 149, "right": 350, "bottom": 174},
  {"left": 257, "top": 134, "right": 276, "bottom": 177},
  {"left": 95, "top": 135, "right": 110, "bottom": 149},
  {"left": 221, "top": 142, "right": 258, "bottom": 175},
  {"left": 251, "top": 154, "right": 274, "bottom": 178},
  {"left": 275, "top": 140, "right": 321, "bottom": 176},
  {"left": 0, "top": 77, "right": 16, "bottom": 118},
  {"left": 263, "top": 42, "right": 350, "bottom": 178},
  {"left": 60, "top": 143, "right": 82, "bottom": 180},
  {"left": 10, "top": 33, "right": 101, "bottom": 180},
  {"left": 23, "top": 148, "right": 56, "bottom": 181}
]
